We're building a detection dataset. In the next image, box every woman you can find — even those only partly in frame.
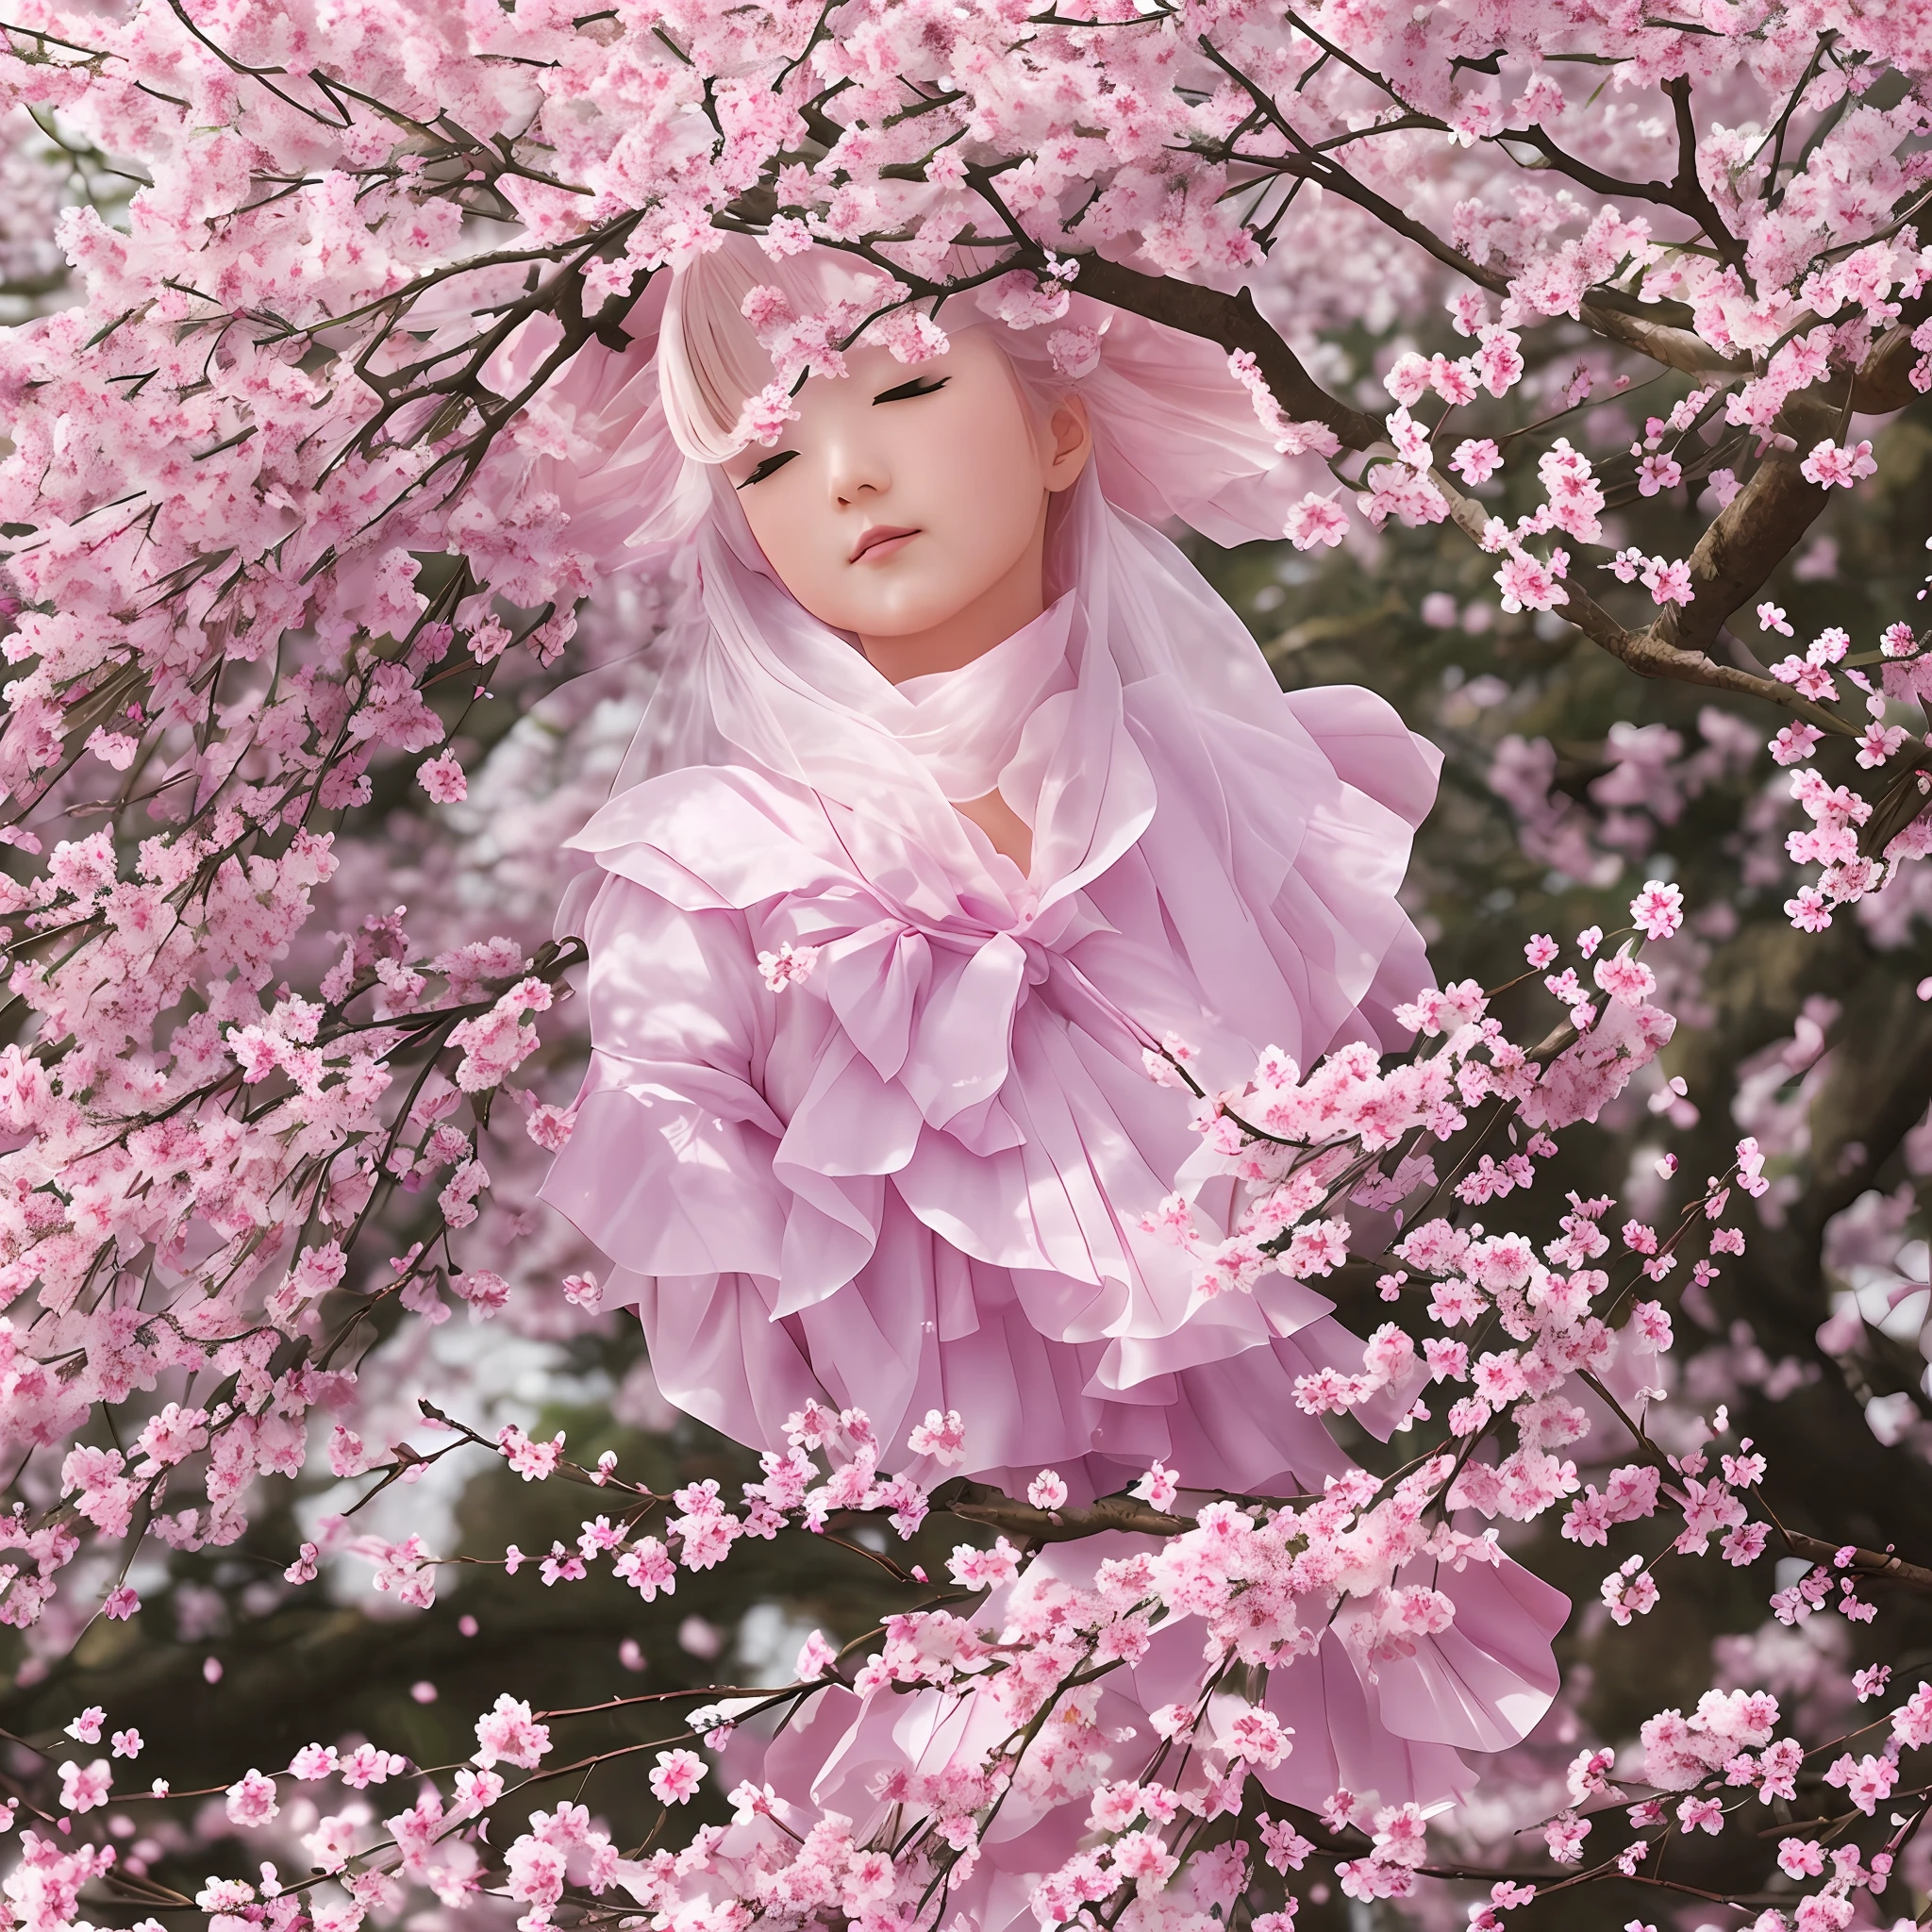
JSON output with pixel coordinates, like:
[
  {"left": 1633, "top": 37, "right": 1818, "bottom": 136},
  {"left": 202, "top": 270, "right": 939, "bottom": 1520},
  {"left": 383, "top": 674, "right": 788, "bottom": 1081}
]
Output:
[{"left": 510, "top": 238, "right": 1563, "bottom": 1874}]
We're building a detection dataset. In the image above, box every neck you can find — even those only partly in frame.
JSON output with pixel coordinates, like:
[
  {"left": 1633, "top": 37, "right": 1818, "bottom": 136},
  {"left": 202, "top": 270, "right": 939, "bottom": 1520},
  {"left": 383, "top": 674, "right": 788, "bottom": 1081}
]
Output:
[{"left": 858, "top": 525, "right": 1049, "bottom": 686}]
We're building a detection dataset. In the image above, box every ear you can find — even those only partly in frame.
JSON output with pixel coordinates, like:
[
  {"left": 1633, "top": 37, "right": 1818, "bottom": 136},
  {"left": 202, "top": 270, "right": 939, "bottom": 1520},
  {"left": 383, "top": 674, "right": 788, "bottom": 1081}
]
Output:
[{"left": 1042, "top": 391, "right": 1093, "bottom": 494}]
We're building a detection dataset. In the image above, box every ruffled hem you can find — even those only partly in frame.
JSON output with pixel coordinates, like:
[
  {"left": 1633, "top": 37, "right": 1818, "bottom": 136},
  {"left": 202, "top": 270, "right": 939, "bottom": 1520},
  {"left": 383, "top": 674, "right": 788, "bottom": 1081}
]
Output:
[
  {"left": 588, "top": 1241, "right": 1394, "bottom": 1505},
  {"left": 644, "top": 1533, "right": 1564, "bottom": 1932}
]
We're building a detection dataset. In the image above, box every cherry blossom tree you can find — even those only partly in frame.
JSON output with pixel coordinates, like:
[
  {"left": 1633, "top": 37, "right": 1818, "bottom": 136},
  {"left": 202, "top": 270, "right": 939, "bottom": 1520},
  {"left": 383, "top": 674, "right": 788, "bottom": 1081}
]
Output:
[{"left": 3, "top": 3, "right": 1932, "bottom": 1931}]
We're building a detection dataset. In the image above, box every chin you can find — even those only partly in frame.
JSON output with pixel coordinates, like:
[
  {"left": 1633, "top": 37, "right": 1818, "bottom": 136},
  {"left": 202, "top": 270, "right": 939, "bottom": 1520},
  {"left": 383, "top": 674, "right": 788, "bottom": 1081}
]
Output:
[{"left": 844, "top": 589, "right": 970, "bottom": 637}]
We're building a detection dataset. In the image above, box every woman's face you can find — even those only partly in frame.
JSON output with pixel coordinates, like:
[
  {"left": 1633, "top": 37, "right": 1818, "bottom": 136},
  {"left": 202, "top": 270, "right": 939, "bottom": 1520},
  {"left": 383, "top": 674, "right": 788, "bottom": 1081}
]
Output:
[{"left": 721, "top": 325, "right": 1090, "bottom": 671}]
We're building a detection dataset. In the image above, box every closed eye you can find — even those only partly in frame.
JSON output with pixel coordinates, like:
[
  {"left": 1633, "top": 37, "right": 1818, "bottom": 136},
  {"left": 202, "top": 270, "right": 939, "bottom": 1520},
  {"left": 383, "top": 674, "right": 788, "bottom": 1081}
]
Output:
[
  {"left": 873, "top": 376, "right": 949, "bottom": 405},
  {"left": 735, "top": 450, "right": 798, "bottom": 489}
]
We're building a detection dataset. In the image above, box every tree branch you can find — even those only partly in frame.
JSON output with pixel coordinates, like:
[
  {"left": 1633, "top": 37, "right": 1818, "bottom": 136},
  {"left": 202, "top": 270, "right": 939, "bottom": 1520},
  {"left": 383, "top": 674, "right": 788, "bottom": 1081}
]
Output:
[
  {"left": 934, "top": 1478, "right": 1191, "bottom": 1541},
  {"left": 1664, "top": 75, "right": 1750, "bottom": 286},
  {"left": 1576, "top": 295, "right": 1751, "bottom": 379},
  {"left": 1775, "top": 1530, "right": 1932, "bottom": 1595},
  {"left": 1648, "top": 396, "right": 1835, "bottom": 661},
  {"left": 1069, "top": 253, "right": 1382, "bottom": 450},
  {"left": 1424, "top": 459, "right": 1854, "bottom": 732},
  {"left": 1854, "top": 291, "right": 1932, "bottom": 413},
  {"left": 1196, "top": 31, "right": 1746, "bottom": 381},
  {"left": 1070, "top": 255, "right": 1894, "bottom": 745}
]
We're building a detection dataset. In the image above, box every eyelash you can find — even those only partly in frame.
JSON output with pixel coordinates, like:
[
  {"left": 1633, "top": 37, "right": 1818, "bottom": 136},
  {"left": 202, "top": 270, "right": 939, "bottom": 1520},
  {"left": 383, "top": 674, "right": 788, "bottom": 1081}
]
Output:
[
  {"left": 872, "top": 376, "right": 950, "bottom": 405},
  {"left": 735, "top": 377, "right": 950, "bottom": 487},
  {"left": 737, "top": 451, "right": 797, "bottom": 490}
]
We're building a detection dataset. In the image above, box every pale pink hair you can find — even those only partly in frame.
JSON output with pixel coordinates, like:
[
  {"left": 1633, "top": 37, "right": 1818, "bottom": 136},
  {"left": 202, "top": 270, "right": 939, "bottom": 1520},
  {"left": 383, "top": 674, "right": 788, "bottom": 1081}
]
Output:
[{"left": 485, "top": 237, "right": 1334, "bottom": 558}]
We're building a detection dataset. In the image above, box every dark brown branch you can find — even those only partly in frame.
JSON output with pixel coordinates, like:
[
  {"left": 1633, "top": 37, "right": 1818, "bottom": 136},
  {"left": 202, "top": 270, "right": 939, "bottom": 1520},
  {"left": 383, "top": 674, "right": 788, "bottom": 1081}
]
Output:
[
  {"left": 1663, "top": 76, "right": 1749, "bottom": 284},
  {"left": 935, "top": 1478, "right": 1191, "bottom": 1541},
  {"left": 1618, "top": 289, "right": 1932, "bottom": 676},
  {"left": 1424, "top": 459, "right": 1852, "bottom": 733},
  {"left": 1364, "top": 78, "right": 1749, "bottom": 288},
  {"left": 1485, "top": 123, "right": 1674, "bottom": 209},
  {"left": 1068, "top": 253, "right": 1381, "bottom": 450},
  {"left": 1067, "top": 253, "right": 1879, "bottom": 741},
  {"left": 1227, "top": 148, "right": 1508, "bottom": 299},
  {"left": 1854, "top": 291, "right": 1932, "bottom": 413},
  {"left": 1197, "top": 35, "right": 1745, "bottom": 380},
  {"left": 1575, "top": 293, "right": 1751, "bottom": 378},
  {"left": 1776, "top": 1529, "right": 1932, "bottom": 1595},
  {"left": 1268, "top": 139, "right": 1743, "bottom": 375},
  {"left": 1649, "top": 391, "right": 1838, "bottom": 661}
]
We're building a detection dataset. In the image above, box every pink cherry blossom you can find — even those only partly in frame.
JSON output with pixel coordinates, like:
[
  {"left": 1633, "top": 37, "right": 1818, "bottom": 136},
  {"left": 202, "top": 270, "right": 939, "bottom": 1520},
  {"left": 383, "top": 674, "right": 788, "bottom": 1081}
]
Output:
[
  {"left": 1771, "top": 723, "right": 1824, "bottom": 765},
  {"left": 648, "top": 1750, "right": 707, "bottom": 1806},
  {"left": 1284, "top": 494, "right": 1350, "bottom": 550},
  {"left": 1799, "top": 440, "right": 1878, "bottom": 489},
  {"left": 58, "top": 1761, "right": 110, "bottom": 1813},
  {"left": 1132, "top": 1460, "right": 1179, "bottom": 1511},
  {"left": 757, "top": 941, "right": 820, "bottom": 991},
  {"left": 416, "top": 750, "right": 468, "bottom": 804},
  {"left": 474, "top": 1694, "right": 551, "bottom": 1771},
  {"left": 1629, "top": 880, "right": 1684, "bottom": 940},
  {"left": 1640, "top": 556, "right": 1694, "bottom": 608},
  {"left": 225, "top": 1771, "right": 280, "bottom": 1827},
  {"left": 1451, "top": 438, "right": 1503, "bottom": 485},
  {"left": 905, "top": 1408, "right": 966, "bottom": 1465},
  {"left": 1025, "top": 1470, "right": 1069, "bottom": 1510}
]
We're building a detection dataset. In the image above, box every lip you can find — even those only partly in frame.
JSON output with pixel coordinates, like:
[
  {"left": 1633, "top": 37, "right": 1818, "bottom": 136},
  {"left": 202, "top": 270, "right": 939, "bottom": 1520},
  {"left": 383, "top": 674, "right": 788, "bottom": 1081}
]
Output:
[{"left": 849, "top": 525, "right": 920, "bottom": 563}]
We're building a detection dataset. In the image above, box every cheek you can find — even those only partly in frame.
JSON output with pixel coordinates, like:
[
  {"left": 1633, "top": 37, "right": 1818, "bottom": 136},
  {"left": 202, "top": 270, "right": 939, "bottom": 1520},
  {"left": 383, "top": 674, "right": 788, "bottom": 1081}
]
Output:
[
  {"left": 740, "top": 487, "right": 835, "bottom": 594},
  {"left": 919, "top": 410, "right": 1045, "bottom": 559}
]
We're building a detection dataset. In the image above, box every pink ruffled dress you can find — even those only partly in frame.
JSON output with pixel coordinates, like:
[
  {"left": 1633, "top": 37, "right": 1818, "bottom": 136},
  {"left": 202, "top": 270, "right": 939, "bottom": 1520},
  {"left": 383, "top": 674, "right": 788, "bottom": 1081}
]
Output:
[{"left": 481, "top": 258, "right": 1577, "bottom": 1905}]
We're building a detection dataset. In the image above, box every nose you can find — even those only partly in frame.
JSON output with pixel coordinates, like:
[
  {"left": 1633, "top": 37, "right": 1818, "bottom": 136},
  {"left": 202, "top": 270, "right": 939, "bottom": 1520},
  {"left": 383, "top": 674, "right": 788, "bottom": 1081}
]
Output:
[{"left": 824, "top": 423, "right": 890, "bottom": 508}]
